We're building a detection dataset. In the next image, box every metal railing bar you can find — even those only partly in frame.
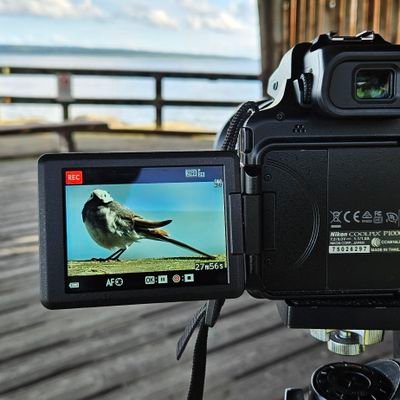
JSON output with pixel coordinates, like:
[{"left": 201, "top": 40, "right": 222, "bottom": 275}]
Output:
[
  {"left": 1, "top": 96, "right": 242, "bottom": 108},
  {"left": 1, "top": 66, "right": 261, "bottom": 81}
]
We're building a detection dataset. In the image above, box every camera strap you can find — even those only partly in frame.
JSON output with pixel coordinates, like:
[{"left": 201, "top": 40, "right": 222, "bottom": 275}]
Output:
[
  {"left": 176, "top": 101, "right": 259, "bottom": 400},
  {"left": 176, "top": 299, "right": 225, "bottom": 400}
]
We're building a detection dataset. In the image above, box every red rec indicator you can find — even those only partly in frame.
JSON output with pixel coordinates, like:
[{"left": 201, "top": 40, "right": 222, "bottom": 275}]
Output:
[{"left": 65, "top": 170, "right": 83, "bottom": 185}]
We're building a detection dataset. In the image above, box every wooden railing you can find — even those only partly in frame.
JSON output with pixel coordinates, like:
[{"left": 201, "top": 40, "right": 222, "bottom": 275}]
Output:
[{"left": 0, "top": 66, "right": 262, "bottom": 134}]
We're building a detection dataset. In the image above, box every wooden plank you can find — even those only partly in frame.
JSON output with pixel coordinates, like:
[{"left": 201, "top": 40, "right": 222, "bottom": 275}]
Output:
[
  {"left": 385, "top": 0, "right": 394, "bottom": 41},
  {"left": 290, "top": 0, "right": 298, "bottom": 47},
  {"left": 317, "top": 0, "right": 326, "bottom": 35},
  {"left": 0, "top": 302, "right": 203, "bottom": 394},
  {"left": 349, "top": 0, "right": 358, "bottom": 34},
  {"left": 0, "top": 298, "right": 192, "bottom": 343},
  {"left": 94, "top": 325, "right": 315, "bottom": 400},
  {"left": 282, "top": 1, "right": 290, "bottom": 53},
  {"left": 308, "top": 0, "right": 317, "bottom": 39},
  {"left": 0, "top": 218, "right": 38, "bottom": 234},
  {"left": 397, "top": 3, "right": 400, "bottom": 43},
  {"left": 338, "top": 0, "right": 347, "bottom": 34},
  {"left": 0, "top": 299, "right": 261, "bottom": 394},
  {"left": 361, "top": 0, "right": 370, "bottom": 31},
  {"left": 298, "top": 0, "right": 307, "bottom": 42},
  {"left": 1, "top": 302, "right": 279, "bottom": 400},
  {"left": 0, "top": 293, "right": 258, "bottom": 365},
  {"left": 373, "top": 0, "right": 381, "bottom": 32},
  {"left": 0, "top": 222, "right": 38, "bottom": 241},
  {"left": 0, "top": 214, "right": 38, "bottom": 230},
  {"left": 0, "top": 271, "right": 37, "bottom": 292},
  {"left": 0, "top": 132, "right": 216, "bottom": 159},
  {"left": 0, "top": 234, "right": 38, "bottom": 251},
  {"left": 0, "top": 252, "right": 37, "bottom": 272},
  {"left": 0, "top": 286, "right": 40, "bottom": 314},
  {"left": 0, "top": 121, "right": 108, "bottom": 136}
]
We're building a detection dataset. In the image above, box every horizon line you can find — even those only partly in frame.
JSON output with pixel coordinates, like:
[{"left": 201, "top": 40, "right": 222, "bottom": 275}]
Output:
[{"left": 0, "top": 43, "right": 260, "bottom": 61}]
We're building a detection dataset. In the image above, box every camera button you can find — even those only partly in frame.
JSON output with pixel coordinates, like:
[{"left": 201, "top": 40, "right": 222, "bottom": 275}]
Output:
[{"left": 240, "top": 127, "right": 253, "bottom": 153}]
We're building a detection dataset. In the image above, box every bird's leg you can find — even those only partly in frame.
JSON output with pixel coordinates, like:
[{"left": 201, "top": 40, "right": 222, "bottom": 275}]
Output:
[
  {"left": 110, "top": 248, "right": 127, "bottom": 261},
  {"left": 104, "top": 249, "right": 123, "bottom": 261},
  {"left": 105, "top": 248, "right": 127, "bottom": 261},
  {"left": 91, "top": 249, "right": 123, "bottom": 262}
]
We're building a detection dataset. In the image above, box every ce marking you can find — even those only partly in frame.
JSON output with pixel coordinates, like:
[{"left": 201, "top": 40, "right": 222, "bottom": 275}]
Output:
[
  {"left": 343, "top": 211, "right": 351, "bottom": 223},
  {"left": 353, "top": 211, "right": 361, "bottom": 223}
]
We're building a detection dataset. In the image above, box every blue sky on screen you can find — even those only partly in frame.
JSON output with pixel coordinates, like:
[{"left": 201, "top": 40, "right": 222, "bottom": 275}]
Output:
[
  {"left": 65, "top": 181, "right": 227, "bottom": 260},
  {"left": 0, "top": 0, "right": 259, "bottom": 58}
]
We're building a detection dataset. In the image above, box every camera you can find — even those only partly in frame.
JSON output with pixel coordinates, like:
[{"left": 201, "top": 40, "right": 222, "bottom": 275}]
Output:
[
  {"left": 39, "top": 31, "right": 400, "bottom": 309},
  {"left": 39, "top": 151, "right": 244, "bottom": 308}
]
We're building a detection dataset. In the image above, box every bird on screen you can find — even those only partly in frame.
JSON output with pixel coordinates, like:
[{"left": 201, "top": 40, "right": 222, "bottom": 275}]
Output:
[{"left": 82, "top": 189, "right": 215, "bottom": 261}]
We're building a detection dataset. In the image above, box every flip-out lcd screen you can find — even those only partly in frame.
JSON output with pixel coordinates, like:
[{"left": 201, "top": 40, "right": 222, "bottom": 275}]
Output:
[{"left": 64, "top": 165, "right": 228, "bottom": 293}]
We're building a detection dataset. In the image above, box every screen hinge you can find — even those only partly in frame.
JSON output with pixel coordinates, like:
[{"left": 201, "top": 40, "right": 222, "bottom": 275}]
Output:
[
  {"left": 228, "top": 193, "right": 244, "bottom": 255},
  {"left": 242, "top": 194, "right": 262, "bottom": 255}
]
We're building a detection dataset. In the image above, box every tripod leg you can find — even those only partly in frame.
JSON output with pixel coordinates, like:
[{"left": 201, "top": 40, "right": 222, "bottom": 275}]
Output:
[
  {"left": 284, "top": 389, "right": 305, "bottom": 400},
  {"left": 393, "top": 331, "right": 400, "bottom": 358}
]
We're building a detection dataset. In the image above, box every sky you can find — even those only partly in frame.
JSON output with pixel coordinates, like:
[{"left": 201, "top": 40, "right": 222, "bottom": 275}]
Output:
[{"left": 0, "top": 0, "right": 260, "bottom": 58}]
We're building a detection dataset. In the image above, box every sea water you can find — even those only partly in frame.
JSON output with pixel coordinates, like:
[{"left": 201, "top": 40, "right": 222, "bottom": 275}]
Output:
[{"left": 0, "top": 49, "right": 262, "bottom": 130}]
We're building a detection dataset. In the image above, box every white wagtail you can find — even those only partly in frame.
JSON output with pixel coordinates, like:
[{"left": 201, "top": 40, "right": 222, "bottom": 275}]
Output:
[{"left": 82, "top": 189, "right": 215, "bottom": 261}]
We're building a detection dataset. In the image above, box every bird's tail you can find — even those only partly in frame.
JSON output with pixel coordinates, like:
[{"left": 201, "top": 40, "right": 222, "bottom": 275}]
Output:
[
  {"left": 135, "top": 219, "right": 172, "bottom": 228},
  {"left": 145, "top": 230, "right": 216, "bottom": 259},
  {"left": 161, "top": 236, "right": 216, "bottom": 259}
]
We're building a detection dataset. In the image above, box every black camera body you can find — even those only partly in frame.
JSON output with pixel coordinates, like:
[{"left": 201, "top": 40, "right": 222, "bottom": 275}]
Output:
[
  {"left": 39, "top": 32, "right": 400, "bottom": 309},
  {"left": 240, "top": 31, "right": 400, "bottom": 300}
]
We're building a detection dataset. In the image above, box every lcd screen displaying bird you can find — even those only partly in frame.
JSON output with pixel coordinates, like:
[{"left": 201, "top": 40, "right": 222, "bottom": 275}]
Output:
[{"left": 82, "top": 189, "right": 215, "bottom": 261}]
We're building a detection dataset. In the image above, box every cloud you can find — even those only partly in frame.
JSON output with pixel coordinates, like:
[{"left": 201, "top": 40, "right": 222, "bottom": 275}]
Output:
[
  {"left": 178, "top": 0, "right": 215, "bottom": 14},
  {"left": 120, "top": 3, "right": 179, "bottom": 30},
  {"left": 148, "top": 9, "right": 178, "bottom": 29},
  {"left": 188, "top": 11, "right": 244, "bottom": 32},
  {"left": 0, "top": 0, "right": 104, "bottom": 19},
  {"left": 180, "top": 0, "right": 256, "bottom": 33}
]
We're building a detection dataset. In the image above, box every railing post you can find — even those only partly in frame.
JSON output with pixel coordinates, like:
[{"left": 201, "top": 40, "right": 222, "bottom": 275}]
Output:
[
  {"left": 62, "top": 103, "right": 69, "bottom": 121},
  {"left": 58, "top": 129, "right": 76, "bottom": 152},
  {"left": 57, "top": 72, "right": 72, "bottom": 121},
  {"left": 155, "top": 75, "right": 162, "bottom": 129}
]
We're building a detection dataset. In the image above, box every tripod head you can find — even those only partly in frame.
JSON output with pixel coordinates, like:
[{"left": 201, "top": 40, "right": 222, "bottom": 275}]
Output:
[
  {"left": 279, "top": 301, "right": 400, "bottom": 399},
  {"left": 309, "top": 329, "right": 384, "bottom": 356},
  {"left": 278, "top": 299, "right": 400, "bottom": 352},
  {"left": 285, "top": 360, "right": 400, "bottom": 400}
]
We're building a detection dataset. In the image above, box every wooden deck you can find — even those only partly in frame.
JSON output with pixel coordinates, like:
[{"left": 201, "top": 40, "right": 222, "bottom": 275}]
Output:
[{"left": 0, "top": 135, "right": 394, "bottom": 400}]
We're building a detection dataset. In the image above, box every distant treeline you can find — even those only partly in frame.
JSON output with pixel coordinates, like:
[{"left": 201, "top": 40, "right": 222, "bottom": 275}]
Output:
[{"left": 0, "top": 44, "right": 253, "bottom": 61}]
